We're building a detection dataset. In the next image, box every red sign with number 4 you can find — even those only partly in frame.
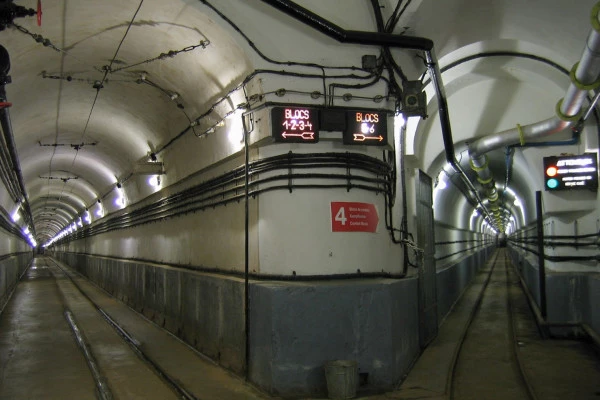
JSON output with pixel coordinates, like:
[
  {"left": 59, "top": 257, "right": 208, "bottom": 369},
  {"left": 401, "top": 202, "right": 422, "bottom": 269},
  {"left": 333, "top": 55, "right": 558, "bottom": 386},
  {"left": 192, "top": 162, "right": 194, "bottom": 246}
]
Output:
[{"left": 330, "top": 202, "right": 379, "bottom": 233}]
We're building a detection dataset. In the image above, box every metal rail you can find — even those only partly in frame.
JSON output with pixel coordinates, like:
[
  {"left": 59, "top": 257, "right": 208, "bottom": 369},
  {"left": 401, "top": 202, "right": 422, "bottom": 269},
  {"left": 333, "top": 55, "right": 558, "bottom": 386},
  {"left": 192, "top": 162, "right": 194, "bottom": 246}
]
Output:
[
  {"left": 44, "top": 257, "right": 199, "bottom": 400},
  {"left": 447, "top": 249, "right": 539, "bottom": 400},
  {"left": 64, "top": 310, "right": 114, "bottom": 400}
]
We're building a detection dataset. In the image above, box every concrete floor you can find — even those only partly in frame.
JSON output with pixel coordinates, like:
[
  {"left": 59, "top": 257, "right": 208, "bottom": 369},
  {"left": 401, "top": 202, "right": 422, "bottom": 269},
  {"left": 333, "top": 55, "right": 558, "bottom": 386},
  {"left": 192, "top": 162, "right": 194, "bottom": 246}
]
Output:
[
  {"left": 1, "top": 253, "right": 599, "bottom": 400},
  {"left": 350, "top": 250, "right": 600, "bottom": 400},
  {"left": 0, "top": 257, "right": 273, "bottom": 400}
]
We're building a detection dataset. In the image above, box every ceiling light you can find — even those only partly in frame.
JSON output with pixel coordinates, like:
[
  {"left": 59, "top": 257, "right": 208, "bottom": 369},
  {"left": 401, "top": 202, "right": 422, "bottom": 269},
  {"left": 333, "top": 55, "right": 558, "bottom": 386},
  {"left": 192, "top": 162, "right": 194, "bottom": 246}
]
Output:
[
  {"left": 148, "top": 175, "right": 161, "bottom": 187},
  {"left": 514, "top": 198, "right": 521, "bottom": 207},
  {"left": 395, "top": 113, "right": 406, "bottom": 128},
  {"left": 115, "top": 196, "right": 126, "bottom": 208}
]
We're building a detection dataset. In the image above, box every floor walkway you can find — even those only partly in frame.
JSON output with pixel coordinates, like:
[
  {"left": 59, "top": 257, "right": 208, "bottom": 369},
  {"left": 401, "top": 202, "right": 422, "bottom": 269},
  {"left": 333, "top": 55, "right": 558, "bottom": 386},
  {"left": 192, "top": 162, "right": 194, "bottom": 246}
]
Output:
[
  {"left": 352, "top": 250, "right": 600, "bottom": 400},
  {"left": 0, "top": 257, "right": 273, "bottom": 400}
]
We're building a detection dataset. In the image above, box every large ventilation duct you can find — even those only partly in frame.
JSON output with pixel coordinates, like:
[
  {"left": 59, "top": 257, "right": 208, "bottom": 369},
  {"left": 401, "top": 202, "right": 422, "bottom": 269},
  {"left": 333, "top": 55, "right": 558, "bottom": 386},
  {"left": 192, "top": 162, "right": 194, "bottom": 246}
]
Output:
[{"left": 468, "top": 2, "right": 600, "bottom": 230}]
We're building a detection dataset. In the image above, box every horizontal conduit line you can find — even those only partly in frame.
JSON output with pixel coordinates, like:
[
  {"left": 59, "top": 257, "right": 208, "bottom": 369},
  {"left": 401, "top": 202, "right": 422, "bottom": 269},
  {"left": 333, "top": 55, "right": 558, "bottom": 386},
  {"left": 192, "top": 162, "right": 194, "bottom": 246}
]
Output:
[{"left": 52, "top": 152, "right": 392, "bottom": 245}]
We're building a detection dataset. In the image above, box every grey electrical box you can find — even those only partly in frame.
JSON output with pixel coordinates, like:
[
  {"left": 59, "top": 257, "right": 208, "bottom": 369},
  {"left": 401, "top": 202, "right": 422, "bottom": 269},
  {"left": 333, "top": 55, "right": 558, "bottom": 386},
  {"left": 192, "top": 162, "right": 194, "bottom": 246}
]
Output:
[{"left": 402, "top": 80, "right": 427, "bottom": 118}]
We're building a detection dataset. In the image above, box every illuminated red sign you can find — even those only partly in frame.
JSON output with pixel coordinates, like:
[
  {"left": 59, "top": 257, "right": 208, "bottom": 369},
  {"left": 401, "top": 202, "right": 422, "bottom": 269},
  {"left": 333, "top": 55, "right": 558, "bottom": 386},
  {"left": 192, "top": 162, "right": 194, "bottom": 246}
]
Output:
[
  {"left": 271, "top": 107, "right": 319, "bottom": 143},
  {"left": 331, "top": 202, "right": 379, "bottom": 233},
  {"left": 543, "top": 153, "right": 598, "bottom": 191},
  {"left": 343, "top": 111, "right": 387, "bottom": 146}
]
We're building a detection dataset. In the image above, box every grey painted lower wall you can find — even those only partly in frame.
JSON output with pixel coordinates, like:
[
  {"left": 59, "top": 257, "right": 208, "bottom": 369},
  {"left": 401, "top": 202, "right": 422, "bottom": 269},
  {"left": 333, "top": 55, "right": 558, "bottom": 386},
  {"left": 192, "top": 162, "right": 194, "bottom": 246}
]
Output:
[
  {"left": 52, "top": 252, "right": 247, "bottom": 374},
  {"left": 249, "top": 279, "right": 420, "bottom": 398},
  {"left": 52, "top": 246, "right": 496, "bottom": 398},
  {"left": 248, "top": 246, "right": 496, "bottom": 398},
  {"left": 507, "top": 246, "right": 600, "bottom": 337},
  {"left": 0, "top": 252, "right": 33, "bottom": 311},
  {"left": 436, "top": 246, "right": 494, "bottom": 324}
]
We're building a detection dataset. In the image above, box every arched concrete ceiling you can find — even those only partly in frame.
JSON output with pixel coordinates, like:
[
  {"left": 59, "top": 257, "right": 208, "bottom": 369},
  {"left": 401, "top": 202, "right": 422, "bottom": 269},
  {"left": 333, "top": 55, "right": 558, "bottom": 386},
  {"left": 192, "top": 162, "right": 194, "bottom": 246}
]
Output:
[
  {"left": 0, "top": 0, "right": 597, "bottom": 243},
  {"left": 1, "top": 0, "right": 254, "bottom": 242},
  {"left": 403, "top": 0, "right": 599, "bottom": 233}
]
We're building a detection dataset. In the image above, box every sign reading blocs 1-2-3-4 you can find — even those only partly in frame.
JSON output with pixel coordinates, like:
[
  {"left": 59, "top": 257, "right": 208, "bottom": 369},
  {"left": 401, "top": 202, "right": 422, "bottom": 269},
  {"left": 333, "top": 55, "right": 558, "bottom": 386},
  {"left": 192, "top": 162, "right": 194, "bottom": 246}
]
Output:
[
  {"left": 270, "top": 107, "right": 389, "bottom": 146},
  {"left": 271, "top": 106, "right": 319, "bottom": 143}
]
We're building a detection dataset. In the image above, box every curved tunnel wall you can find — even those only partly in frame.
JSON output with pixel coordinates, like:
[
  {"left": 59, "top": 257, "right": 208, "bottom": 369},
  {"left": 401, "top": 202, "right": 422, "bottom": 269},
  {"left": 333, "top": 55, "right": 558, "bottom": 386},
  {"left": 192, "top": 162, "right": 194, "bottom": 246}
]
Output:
[
  {"left": 6, "top": 0, "right": 599, "bottom": 396},
  {"left": 508, "top": 245, "right": 600, "bottom": 337},
  {"left": 0, "top": 229, "right": 33, "bottom": 311}
]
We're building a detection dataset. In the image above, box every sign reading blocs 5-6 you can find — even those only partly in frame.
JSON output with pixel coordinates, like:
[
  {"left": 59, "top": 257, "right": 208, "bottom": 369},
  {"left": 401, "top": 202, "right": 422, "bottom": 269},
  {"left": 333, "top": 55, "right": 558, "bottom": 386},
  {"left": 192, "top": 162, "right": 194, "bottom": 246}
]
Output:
[
  {"left": 330, "top": 202, "right": 379, "bottom": 233},
  {"left": 343, "top": 111, "right": 387, "bottom": 146}
]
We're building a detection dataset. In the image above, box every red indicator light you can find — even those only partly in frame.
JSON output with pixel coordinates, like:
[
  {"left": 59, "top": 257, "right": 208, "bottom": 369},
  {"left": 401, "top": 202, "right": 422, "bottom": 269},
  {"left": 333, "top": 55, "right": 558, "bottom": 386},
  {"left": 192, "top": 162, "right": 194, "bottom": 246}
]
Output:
[{"left": 546, "top": 166, "right": 558, "bottom": 177}]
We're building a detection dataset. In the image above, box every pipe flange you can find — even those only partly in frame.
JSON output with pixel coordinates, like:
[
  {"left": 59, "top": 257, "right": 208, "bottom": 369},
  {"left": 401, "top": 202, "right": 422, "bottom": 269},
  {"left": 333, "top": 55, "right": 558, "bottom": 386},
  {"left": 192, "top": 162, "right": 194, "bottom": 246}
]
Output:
[
  {"left": 516, "top": 123, "right": 525, "bottom": 146},
  {"left": 556, "top": 98, "right": 584, "bottom": 122},
  {"left": 569, "top": 62, "right": 600, "bottom": 91},
  {"left": 469, "top": 155, "right": 489, "bottom": 172},
  {"left": 591, "top": 1, "right": 600, "bottom": 33},
  {"left": 477, "top": 175, "right": 493, "bottom": 185}
]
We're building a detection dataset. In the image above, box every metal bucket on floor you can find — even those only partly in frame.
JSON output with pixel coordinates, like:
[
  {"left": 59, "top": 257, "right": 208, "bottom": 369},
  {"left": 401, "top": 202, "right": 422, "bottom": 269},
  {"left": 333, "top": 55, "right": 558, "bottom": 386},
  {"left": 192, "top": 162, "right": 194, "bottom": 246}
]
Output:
[{"left": 324, "top": 360, "right": 358, "bottom": 399}]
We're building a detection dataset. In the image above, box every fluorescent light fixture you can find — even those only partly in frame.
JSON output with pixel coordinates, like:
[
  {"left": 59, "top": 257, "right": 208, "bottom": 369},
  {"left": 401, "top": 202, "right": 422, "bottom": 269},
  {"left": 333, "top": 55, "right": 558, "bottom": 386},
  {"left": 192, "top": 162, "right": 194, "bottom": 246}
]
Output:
[
  {"left": 394, "top": 113, "right": 406, "bottom": 129},
  {"left": 114, "top": 185, "right": 127, "bottom": 208},
  {"left": 514, "top": 198, "right": 521, "bottom": 207},
  {"left": 148, "top": 175, "right": 161, "bottom": 187},
  {"left": 115, "top": 196, "right": 126, "bottom": 208},
  {"left": 437, "top": 177, "right": 447, "bottom": 190},
  {"left": 227, "top": 109, "right": 245, "bottom": 145}
]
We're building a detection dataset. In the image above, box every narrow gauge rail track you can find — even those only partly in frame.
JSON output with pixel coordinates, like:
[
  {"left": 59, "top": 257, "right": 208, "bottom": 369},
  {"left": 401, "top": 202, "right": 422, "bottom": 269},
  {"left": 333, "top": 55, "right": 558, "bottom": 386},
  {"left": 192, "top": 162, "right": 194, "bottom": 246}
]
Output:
[
  {"left": 448, "top": 249, "right": 539, "bottom": 400},
  {"left": 41, "top": 256, "right": 199, "bottom": 400}
]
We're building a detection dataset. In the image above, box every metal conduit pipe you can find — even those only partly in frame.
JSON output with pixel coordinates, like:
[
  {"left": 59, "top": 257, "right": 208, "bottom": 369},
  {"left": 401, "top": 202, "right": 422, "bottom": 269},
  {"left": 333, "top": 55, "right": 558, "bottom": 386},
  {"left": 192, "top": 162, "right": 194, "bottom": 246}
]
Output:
[
  {"left": 0, "top": 45, "right": 35, "bottom": 235},
  {"left": 425, "top": 50, "right": 497, "bottom": 226},
  {"left": 469, "top": 1, "right": 600, "bottom": 229},
  {"left": 259, "top": 0, "right": 497, "bottom": 228}
]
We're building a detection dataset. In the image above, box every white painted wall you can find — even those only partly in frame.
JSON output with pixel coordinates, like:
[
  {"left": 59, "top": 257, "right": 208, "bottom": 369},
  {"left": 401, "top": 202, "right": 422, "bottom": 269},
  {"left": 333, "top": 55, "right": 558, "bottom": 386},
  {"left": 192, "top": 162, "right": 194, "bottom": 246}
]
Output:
[
  {"left": 51, "top": 0, "right": 599, "bottom": 275},
  {"left": 0, "top": 229, "right": 30, "bottom": 256},
  {"left": 402, "top": 0, "right": 599, "bottom": 272}
]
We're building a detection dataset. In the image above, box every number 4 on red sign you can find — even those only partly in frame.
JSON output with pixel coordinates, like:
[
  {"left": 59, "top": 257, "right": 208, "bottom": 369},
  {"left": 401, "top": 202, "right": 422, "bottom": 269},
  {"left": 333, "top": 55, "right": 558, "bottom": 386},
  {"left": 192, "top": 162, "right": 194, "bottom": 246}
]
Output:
[{"left": 334, "top": 206, "right": 347, "bottom": 225}]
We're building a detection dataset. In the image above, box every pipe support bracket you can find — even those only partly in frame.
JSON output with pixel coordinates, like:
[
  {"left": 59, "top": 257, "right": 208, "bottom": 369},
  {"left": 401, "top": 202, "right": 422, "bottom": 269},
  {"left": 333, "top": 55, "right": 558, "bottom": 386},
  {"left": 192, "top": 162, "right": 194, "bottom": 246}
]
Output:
[
  {"left": 517, "top": 123, "right": 525, "bottom": 145},
  {"left": 591, "top": 1, "right": 600, "bottom": 33},
  {"left": 556, "top": 98, "right": 584, "bottom": 122},
  {"left": 570, "top": 62, "right": 600, "bottom": 90},
  {"left": 469, "top": 155, "right": 489, "bottom": 171}
]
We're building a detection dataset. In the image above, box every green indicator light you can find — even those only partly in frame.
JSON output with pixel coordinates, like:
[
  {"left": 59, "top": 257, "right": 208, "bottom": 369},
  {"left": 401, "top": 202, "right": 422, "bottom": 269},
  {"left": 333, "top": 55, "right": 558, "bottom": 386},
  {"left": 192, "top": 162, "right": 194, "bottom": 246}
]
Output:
[{"left": 547, "top": 178, "right": 559, "bottom": 189}]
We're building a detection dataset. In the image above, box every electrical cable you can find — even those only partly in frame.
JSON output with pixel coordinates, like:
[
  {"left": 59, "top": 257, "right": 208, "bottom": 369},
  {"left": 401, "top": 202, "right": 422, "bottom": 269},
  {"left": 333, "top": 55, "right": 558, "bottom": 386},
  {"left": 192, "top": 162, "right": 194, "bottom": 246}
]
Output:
[
  {"left": 50, "top": 152, "right": 393, "bottom": 244},
  {"left": 198, "top": 0, "right": 371, "bottom": 72},
  {"left": 11, "top": 23, "right": 103, "bottom": 73},
  {"left": 385, "top": 0, "right": 413, "bottom": 33}
]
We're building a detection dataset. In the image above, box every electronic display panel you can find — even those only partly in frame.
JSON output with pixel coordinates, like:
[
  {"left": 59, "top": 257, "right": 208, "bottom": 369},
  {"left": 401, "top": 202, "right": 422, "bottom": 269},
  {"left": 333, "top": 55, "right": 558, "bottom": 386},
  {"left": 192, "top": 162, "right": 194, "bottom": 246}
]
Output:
[
  {"left": 543, "top": 153, "right": 598, "bottom": 191},
  {"left": 271, "top": 107, "right": 319, "bottom": 143},
  {"left": 343, "top": 111, "right": 388, "bottom": 145}
]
